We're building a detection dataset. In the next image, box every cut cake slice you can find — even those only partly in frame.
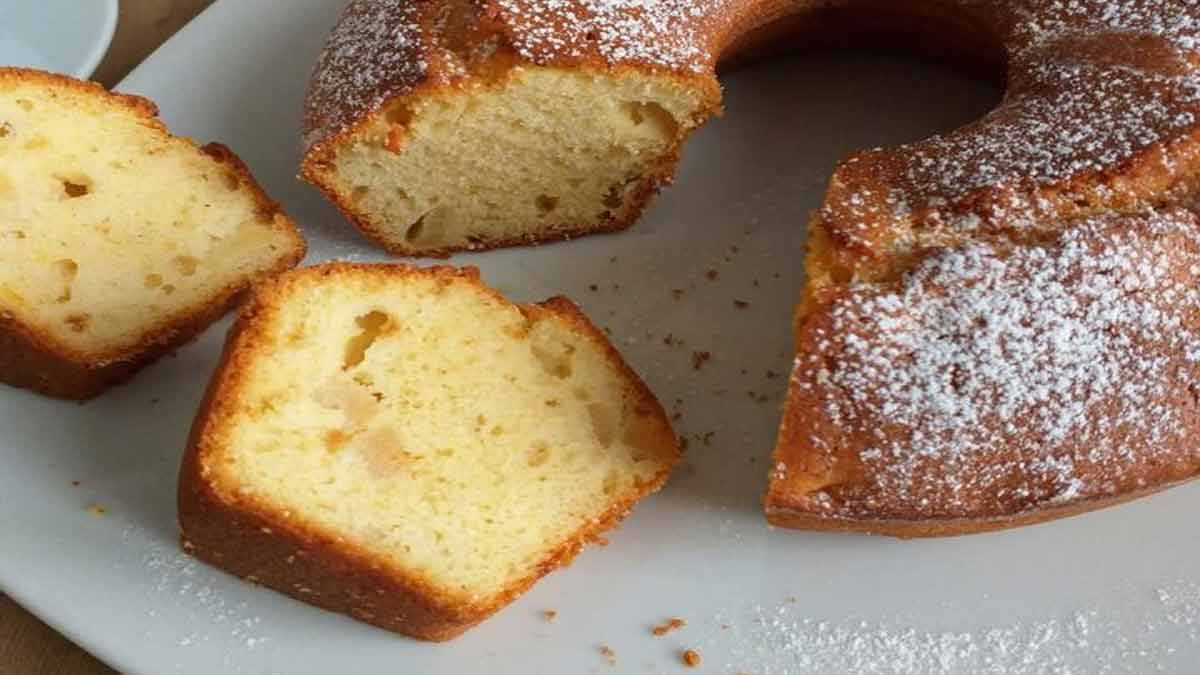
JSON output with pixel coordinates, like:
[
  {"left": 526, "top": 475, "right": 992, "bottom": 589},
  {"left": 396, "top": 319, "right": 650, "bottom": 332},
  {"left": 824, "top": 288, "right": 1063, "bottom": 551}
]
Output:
[
  {"left": 0, "top": 68, "right": 305, "bottom": 398},
  {"left": 178, "top": 263, "right": 680, "bottom": 640}
]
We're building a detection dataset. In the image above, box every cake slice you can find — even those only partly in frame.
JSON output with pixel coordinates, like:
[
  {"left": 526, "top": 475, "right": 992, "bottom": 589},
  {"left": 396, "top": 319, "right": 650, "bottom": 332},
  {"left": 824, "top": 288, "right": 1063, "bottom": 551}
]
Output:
[
  {"left": 0, "top": 68, "right": 305, "bottom": 399},
  {"left": 300, "top": 0, "right": 716, "bottom": 257},
  {"left": 178, "top": 264, "right": 680, "bottom": 640}
]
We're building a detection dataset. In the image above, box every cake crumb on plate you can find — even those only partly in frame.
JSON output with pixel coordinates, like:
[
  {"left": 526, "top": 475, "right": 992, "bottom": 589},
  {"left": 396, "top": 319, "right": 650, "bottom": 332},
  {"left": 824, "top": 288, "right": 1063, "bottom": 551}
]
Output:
[{"left": 652, "top": 617, "right": 687, "bottom": 637}]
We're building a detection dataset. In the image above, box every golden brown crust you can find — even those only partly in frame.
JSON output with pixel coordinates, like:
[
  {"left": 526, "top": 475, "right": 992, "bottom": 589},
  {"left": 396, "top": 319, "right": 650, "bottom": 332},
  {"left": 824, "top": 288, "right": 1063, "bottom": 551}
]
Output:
[
  {"left": 765, "top": 480, "right": 1185, "bottom": 538},
  {"left": 0, "top": 68, "right": 306, "bottom": 400},
  {"left": 178, "top": 263, "right": 680, "bottom": 640},
  {"left": 0, "top": 66, "right": 161, "bottom": 122}
]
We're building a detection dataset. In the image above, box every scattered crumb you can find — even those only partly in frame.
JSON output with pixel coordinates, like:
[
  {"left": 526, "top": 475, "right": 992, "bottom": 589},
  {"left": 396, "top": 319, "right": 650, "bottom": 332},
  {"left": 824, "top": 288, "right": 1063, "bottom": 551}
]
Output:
[
  {"left": 87, "top": 504, "right": 107, "bottom": 516},
  {"left": 149, "top": 397, "right": 161, "bottom": 405},
  {"left": 766, "top": 370, "right": 779, "bottom": 379},
  {"left": 701, "top": 431, "right": 715, "bottom": 446},
  {"left": 71, "top": 480, "right": 81, "bottom": 487},
  {"left": 599, "top": 644, "right": 617, "bottom": 665},
  {"left": 589, "top": 284, "right": 599, "bottom": 292},
  {"left": 543, "top": 610, "right": 558, "bottom": 622},
  {"left": 609, "top": 256, "right": 618, "bottom": 263},
  {"left": 679, "top": 436, "right": 690, "bottom": 451},
  {"left": 705, "top": 269, "right": 719, "bottom": 281},
  {"left": 672, "top": 411, "right": 683, "bottom": 421},
  {"left": 681, "top": 649, "right": 701, "bottom": 667},
  {"left": 734, "top": 300, "right": 750, "bottom": 309},
  {"left": 672, "top": 289, "right": 685, "bottom": 300},
  {"left": 691, "top": 351, "right": 712, "bottom": 370},
  {"left": 652, "top": 617, "right": 687, "bottom": 637},
  {"left": 663, "top": 334, "right": 676, "bottom": 346}
]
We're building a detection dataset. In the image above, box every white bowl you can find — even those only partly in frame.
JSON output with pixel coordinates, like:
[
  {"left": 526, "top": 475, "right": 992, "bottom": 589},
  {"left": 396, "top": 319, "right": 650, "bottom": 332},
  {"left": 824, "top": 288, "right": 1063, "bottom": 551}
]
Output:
[{"left": 0, "top": 0, "right": 119, "bottom": 78}]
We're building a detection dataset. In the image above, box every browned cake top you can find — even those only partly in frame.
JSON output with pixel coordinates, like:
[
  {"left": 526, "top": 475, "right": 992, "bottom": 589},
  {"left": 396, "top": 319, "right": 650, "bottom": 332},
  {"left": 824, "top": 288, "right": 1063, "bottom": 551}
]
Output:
[
  {"left": 824, "top": 0, "right": 1200, "bottom": 259},
  {"left": 776, "top": 208, "right": 1200, "bottom": 521},
  {"left": 302, "top": 0, "right": 722, "bottom": 152},
  {"left": 303, "top": 0, "right": 427, "bottom": 151}
]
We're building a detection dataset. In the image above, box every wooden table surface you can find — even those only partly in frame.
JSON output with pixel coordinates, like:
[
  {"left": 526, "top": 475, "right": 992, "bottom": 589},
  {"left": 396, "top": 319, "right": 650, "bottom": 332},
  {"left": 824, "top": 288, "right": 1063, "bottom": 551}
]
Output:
[{"left": 0, "top": 2, "right": 216, "bottom": 672}]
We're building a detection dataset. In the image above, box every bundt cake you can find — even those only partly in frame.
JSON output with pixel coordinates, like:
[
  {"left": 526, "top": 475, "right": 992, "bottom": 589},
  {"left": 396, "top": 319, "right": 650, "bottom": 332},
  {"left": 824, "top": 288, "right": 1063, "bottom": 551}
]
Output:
[
  {"left": 0, "top": 68, "right": 306, "bottom": 400},
  {"left": 300, "top": 1, "right": 1200, "bottom": 534},
  {"left": 178, "top": 263, "right": 680, "bottom": 640}
]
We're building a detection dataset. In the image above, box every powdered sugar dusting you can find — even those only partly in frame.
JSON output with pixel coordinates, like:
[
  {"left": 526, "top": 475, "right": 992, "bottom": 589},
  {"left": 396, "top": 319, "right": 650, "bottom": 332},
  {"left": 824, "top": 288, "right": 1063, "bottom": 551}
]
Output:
[
  {"left": 792, "top": 209, "right": 1200, "bottom": 518},
  {"left": 900, "top": 60, "right": 1199, "bottom": 207},
  {"left": 1014, "top": 0, "right": 1200, "bottom": 53},
  {"left": 303, "top": 0, "right": 426, "bottom": 151},
  {"left": 826, "top": 0, "right": 1200, "bottom": 245},
  {"left": 706, "top": 580, "right": 1200, "bottom": 674},
  {"left": 124, "top": 525, "right": 270, "bottom": 660},
  {"left": 493, "top": 0, "right": 716, "bottom": 71}
]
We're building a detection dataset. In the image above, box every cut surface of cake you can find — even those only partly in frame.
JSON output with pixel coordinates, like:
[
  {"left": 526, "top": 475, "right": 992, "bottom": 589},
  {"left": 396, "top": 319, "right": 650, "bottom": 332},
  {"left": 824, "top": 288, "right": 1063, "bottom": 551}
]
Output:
[
  {"left": 0, "top": 67, "right": 305, "bottom": 399},
  {"left": 178, "top": 263, "right": 680, "bottom": 640}
]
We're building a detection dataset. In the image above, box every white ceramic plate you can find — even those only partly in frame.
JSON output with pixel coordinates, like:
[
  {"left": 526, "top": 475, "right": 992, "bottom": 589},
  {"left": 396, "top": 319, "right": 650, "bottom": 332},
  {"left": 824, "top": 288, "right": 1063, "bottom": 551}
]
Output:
[
  {"left": 3, "top": 1, "right": 1200, "bottom": 673},
  {"left": 0, "top": 0, "right": 119, "bottom": 78}
]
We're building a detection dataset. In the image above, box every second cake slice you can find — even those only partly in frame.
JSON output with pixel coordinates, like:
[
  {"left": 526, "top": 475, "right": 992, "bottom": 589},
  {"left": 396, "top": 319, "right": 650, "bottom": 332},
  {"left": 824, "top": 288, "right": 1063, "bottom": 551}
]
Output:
[
  {"left": 179, "top": 264, "right": 680, "bottom": 640},
  {"left": 0, "top": 68, "right": 306, "bottom": 398}
]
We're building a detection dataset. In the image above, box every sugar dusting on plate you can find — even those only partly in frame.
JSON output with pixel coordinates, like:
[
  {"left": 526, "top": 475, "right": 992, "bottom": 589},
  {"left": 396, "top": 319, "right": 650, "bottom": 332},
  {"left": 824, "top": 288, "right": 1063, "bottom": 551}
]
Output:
[
  {"left": 124, "top": 525, "right": 270, "bottom": 664},
  {"left": 705, "top": 580, "right": 1200, "bottom": 674}
]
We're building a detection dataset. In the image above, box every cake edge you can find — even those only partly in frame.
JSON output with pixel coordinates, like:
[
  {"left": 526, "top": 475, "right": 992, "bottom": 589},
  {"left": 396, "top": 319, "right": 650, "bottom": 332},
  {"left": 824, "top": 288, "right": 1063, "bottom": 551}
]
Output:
[{"left": 765, "top": 479, "right": 1189, "bottom": 539}]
